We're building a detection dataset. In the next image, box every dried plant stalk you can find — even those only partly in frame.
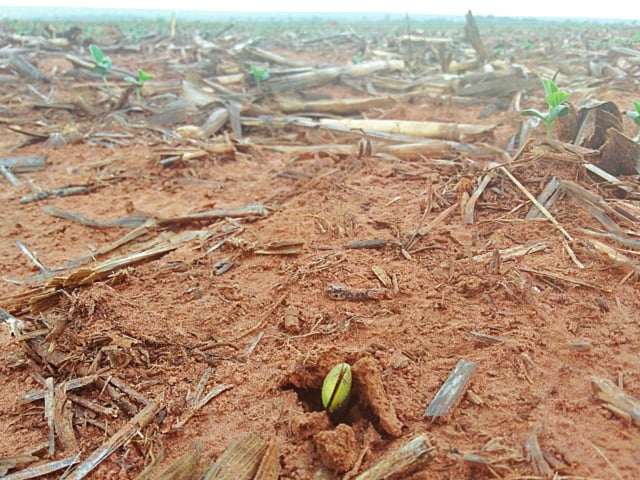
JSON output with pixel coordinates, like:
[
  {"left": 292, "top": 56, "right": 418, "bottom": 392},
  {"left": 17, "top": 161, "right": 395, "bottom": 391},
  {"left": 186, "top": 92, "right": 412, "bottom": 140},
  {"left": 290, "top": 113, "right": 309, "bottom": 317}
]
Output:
[
  {"left": 64, "top": 402, "right": 160, "bottom": 480},
  {"left": 279, "top": 96, "right": 395, "bottom": 115},
  {"left": 3, "top": 453, "right": 80, "bottom": 480},
  {"left": 524, "top": 431, "right": 553, "bottom": 476},
  {"left": 354, "top": 435, "right": 436, "bottom": 480},
  {"left": 202, "top": 435, "right": 267, "bottom": 480},
  {"left": 53, "top": 383, "right": 79, "bottom": 452},
  {"left": 253, "top": 439, "right": 280, "bottom": 480},
  {"left": 592, "top": 377, "right": 640, "bottom": 426},
  {"left": 154, "top": 445, "right": 205, "bottom": 480},
  {"left": 318, "top": 118, "right": 494, "bottom": 142}
]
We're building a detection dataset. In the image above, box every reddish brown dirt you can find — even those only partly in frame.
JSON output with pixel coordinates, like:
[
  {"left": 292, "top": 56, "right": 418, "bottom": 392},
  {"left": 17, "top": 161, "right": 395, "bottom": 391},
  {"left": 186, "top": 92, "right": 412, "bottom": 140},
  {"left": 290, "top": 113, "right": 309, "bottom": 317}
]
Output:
[{"left": 1, "top": 20, "right": 640, "bottom": 480}]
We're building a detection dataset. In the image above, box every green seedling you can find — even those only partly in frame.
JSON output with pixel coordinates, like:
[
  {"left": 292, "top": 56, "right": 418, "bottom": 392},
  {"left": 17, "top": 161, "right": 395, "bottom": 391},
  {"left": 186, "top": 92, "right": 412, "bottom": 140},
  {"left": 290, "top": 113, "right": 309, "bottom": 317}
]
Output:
[
  {"left": 321, "top": 363, "right": 352, "bottom": 414},
  {"left": 250, "top": 64, "right": 270, "bottom": 88},
  {"left": 626, "top": 101, "right": 640, "bottom": 126},
  {"left": 352, "top": 50, "right": 364, "bottom": 64},
  {"left": 89, "top": 44, "right": 112, "bottom": 83},
  {"left": 124, "top": 69, "right": 155, "bottom": 100},
  {"left": 522, "top": 77, "right": 571, "bottom": 138},
  {"left": 626, "top": 101, "right": 640, "bottom": 141}
]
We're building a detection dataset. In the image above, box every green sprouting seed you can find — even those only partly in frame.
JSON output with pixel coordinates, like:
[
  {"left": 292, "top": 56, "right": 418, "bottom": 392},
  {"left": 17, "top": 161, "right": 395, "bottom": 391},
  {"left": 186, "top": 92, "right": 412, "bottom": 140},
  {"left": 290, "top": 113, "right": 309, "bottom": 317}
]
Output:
[{"left": 321, "top": 363, "right": 352, "bottom": 413}]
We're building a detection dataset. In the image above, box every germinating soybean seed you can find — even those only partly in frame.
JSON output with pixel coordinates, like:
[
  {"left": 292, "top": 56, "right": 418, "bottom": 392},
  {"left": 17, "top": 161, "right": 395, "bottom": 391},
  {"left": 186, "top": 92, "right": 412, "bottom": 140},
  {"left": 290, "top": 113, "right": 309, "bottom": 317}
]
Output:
[{"left": 321, "top": 363, "right": 352, "bottom": 413}]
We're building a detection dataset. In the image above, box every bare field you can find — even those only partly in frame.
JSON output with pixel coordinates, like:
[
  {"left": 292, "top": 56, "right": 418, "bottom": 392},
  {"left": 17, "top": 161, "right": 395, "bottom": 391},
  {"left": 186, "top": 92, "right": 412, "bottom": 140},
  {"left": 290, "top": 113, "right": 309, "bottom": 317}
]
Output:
[{"left": 1, "top": 15, "right": 639, "bottom": 479}]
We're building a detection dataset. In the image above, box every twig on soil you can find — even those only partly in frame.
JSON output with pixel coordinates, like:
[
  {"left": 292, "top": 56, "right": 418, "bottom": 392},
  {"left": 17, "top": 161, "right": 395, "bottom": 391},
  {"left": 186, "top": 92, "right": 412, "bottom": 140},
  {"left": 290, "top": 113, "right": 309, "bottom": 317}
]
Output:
[
  {"left": 54, "top": 382, "right": 79, "bottom": 452},
  {"left": 562, "top": 238, "right": 585, "bottom": 269},
  {"left": 41, "top": 205, "right": 152, "bottom": 229},
  {"left": 190, "top": 367, "right": 212, "bottom": 407},
  {"left": 21, "top": 374, "right": 97, "bottom": 402},
  {"left": 404, "top": 179, "right": 433, "bottom": 251},
  {"left": 245, "top": 330, "right": 265, "bottom": 357},
  {"left": 98, "top": 377, "right": 138, "bottom": 418},
  {"left": 66, "top": 393, "right": 118, "bottom": 418},
  {"left": 9, "top": 54, "right": 49, "bottom": 82},
  {"left": 344, "top": 239, "right": 388, "bottom": 250},
  {"left": 231, "top": 292, "right": 288, "bottom": 341},
  {"left": 526, "top": 177, "right": 560, "bottom": 219},
  {"left": 20, "top": 185, "right": 97, "bottom": 204},
  {"left": 0, "top": 164, "right": 20, "bottom": 185},
  {"left": 588, "top": 240, "right": 640, "bottom": 276},
  {"left": 0, "top": 306, "right": 25, "bottom": 336},
  {"left": 458, "top": 241, "right": 547, "bottom": 264},
  {"left": 0, "top": 155, "right": 47, "bottom": 173},
  {"left": 584, "top": 162, "right": 635, "bottom": 195},
  {"left": 424, "top": 359, "right": 477, "bottom": 418},
  {"left": 279, "top": 96, "right": 395, "bottom": 114},
  {"left": 585, "top": 439, "right": 623, "bottom": 480},
  {"left": 158, "top": 203, "right": 268, "bottom": 226},
  {"left": 576, "top": 229, "right": 640, "bottom": 249},
  {"left": 327, "top": 284, "right": 390, "bottom": 302},
  {"left": 469, "top": 330, "right": 504, "bottom": 345},
  {"left": 107, "top": 377, "right": 150, "bottom": 406},
  {"left": 404, "top": 203, "right": 457, "bottom": 253},
  {"left": 463, "top": 171, "right": 494, "bottom": 224},
  {"left": 561, "top": 181, "right": 632, "bottom": 235},
  {"left": 343, "top": 446, "right": 369, "bottom": 480},
  {"left": 519, "top": 267, "right": 611, "bottom": 292},
  {"left": 254, "top": 240, "right": 305, "bottom": 255},
  {"left": 15, "top": 241, "right": 49, "bottom": 275},
  {"left": 62, "top": 401, "right": 161, "bottom": 480},
  {"left": 497, "top": 165, "right": 573, "bottom": 242},
  {"left": 174, "top": 384, "right": 234, "bottom": 430}
]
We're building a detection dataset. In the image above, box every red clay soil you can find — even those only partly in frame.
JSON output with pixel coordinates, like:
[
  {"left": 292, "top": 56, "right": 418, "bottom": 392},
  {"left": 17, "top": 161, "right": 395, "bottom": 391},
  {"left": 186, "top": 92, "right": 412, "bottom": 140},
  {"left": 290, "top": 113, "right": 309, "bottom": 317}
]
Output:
[{"left": 1, "top": 20, "right": 640, "bottom": 480}]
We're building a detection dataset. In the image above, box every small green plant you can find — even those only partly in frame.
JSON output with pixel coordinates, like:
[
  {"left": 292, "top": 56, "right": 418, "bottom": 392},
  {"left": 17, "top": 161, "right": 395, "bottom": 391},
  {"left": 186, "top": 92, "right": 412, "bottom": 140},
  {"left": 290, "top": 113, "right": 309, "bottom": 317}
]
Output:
[
  {"left": 250, "top": 64, "right": 269, "bottom": 88},
  {"left": 626, "top": 101, "right": 640, "bottom": 126},
  {"left": 352, "top": 50, "right": 364, "bottom": 64},
  {"left": 89, "top": 44, "right": 112, "bottom": 89},
  {"left": 522, "top": 77, "right": 571, "bottom": 138},
  {"left": 124, "top": 69, "right": 155, "bottom": 100},
  {"left": 626, "top": 101, "right": 640, "bottom": 141}
]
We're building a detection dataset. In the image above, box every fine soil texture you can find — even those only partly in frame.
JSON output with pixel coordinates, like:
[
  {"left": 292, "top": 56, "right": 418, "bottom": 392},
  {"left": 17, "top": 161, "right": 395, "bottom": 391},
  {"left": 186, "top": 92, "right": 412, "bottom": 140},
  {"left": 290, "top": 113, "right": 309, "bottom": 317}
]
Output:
[{"left": 1, "top": 14, "right": 640, "bottom": 480}]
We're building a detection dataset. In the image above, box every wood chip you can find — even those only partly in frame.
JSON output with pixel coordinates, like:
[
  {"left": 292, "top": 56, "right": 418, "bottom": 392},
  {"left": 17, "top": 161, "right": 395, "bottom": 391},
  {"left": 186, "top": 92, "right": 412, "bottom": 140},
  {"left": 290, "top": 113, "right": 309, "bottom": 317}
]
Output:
[
  {"left": 592, "top": 377, "right": 640, "bottom": 426},
  {"left": 371, "top": 265, "right": 392, "bottom": 288},
  {"left": 424, "top": 359, "right": 477, "bottom": 418}
]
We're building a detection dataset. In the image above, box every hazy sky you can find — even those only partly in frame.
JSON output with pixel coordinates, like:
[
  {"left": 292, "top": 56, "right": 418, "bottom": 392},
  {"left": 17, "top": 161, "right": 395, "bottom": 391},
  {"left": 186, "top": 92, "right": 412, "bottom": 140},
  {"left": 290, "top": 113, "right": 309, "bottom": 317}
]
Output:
[{"left": 1, "top": 0, "right": 639, "bottom": 20}]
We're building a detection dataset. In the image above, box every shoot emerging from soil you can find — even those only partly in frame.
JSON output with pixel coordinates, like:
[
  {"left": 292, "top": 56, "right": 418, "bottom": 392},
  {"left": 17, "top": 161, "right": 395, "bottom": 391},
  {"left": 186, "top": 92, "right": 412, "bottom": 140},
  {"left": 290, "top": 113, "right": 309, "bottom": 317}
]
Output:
[{"left": 522, "top": 77, "right": 571, "bottom": 138}]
